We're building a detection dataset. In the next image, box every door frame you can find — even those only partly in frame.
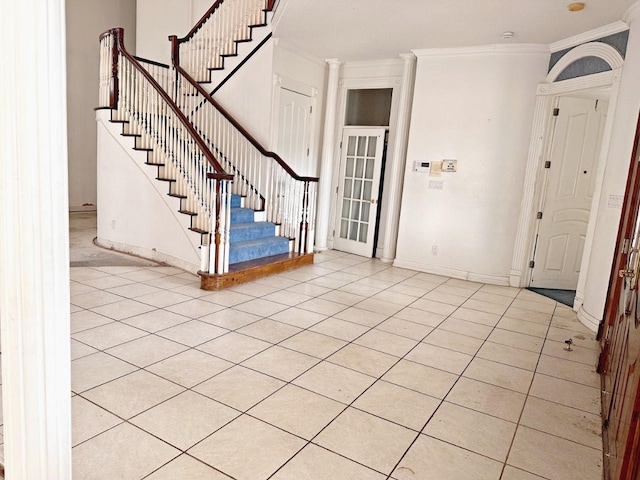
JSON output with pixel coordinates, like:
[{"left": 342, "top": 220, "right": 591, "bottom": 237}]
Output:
[
  {"left": 327, "top": 74, "right": 402, "bottom": 257},
  {"left": 510, "top": 42, "right": 624, "bottom": 312}
]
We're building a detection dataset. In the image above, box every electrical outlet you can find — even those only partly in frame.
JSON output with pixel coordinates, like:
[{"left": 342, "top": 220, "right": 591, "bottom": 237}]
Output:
[{"left": 431, "top": 245, "right": 438, "bottom": 256}]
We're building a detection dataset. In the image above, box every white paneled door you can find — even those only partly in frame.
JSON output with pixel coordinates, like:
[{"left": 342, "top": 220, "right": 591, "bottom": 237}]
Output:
[
  {"left": 276, "top": 88, "right": 314, "bottom": 176},
  {"left": 531, "top": 95, "right": 608, "bottom": 289},
  {"left": 333, "top": 128, "right": 385, "bottom": 257}
]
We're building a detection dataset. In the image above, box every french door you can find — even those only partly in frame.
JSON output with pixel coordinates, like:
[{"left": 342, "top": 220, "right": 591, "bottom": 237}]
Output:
[{"left": 333, "top": 128, "right": 384, "bottom": 257}]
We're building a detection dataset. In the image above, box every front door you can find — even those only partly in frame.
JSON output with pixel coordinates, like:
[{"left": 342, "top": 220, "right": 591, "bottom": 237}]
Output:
[
  {"left": 333, "top": 128, "right": 385, "bottom": 257},
  {"left": 600, "top": 114, "right": 640, "bottom": 480},
  {"left": 531, "top": 96, "right": 608, "bottom": 290}
]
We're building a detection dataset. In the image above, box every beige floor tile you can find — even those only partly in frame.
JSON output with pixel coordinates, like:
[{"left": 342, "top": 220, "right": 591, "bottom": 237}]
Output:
[
  {"left": 476, "top": 341, "right": 540, "bottom": 371},
  {"left": 382, "top": 359, "right": 458, "bottom": 399},
  {"left": 198, "top": 308, "right": 261, "bottom": 330},
  {"left": 230, "top": 282, "right": 279, "bottom": 297},
  {"left": 507, "top": 426, "right": 602, "bottom": 480},
  {"left": 71, "top": 321, "right": 148, "bottom": 350},
  {"left": 71, "top": 396, "right": 122, "bottom": 447},
  {"left": 520, "top": 396, "right": 602, "bottom": 449},
  {"left": 423, "top": 402, "right": 516, "bottom": 461},
  {"left": 318, "top": 290, "right": 367, "bottom": 306},
  {"left": 293, "top": 361, "right": 376, "bottom": 404},
  {"left": 546, "top": 325, "right": 598, "bottom": 350},
  {"left": 354, "top": 329, "right": 418, "bottom": 357},
  {"left": 353, "top": 380, "right": 441, "bottom": 430},
  {"left": 422, "top": 329, "right": 484, "bottom": 355},
  {"left": 83, "top": 370, "right": 185, "bottom": 419},
  {"left": 462, "top": 298, "right": 508, "bottom": 315},
  {"left": 478, "top": 284, "right": 520, "bottom": 298},
  {"left": 370, "top": 290, "right": 418, "bottom": 306},
  {"left": 106, "top": 282, "right": 163, "bottom": 298},
  {"left": 307, "top": 276, "right": 352, "bottom": 290},
  {"left": 271, "top": 444, "right": 386, "bottom": 480},
  {"left": 487, "top": 328, "right": 544, "bottom": 353},
  {"left": 145, "top": 454, "right": 233, "bottom": 479},
  {"left": 341, "top": 282, "right": 385, "bottom": 297},
  {"left": 71, "top": 290, "right": 124, "bottom": 309},
  {"left": 236, "top": 318, "right": 301, "bottom": 344},
  {"left": 70, "top": 339, "right": 98, "bottom": 360},
  {"left": 188, "top": 415, "right": 305, "bottom": 480},
  {"left": 248, "top": 384, "right": 344, "bottom": 439},
  {"left": 136, "top": 290, "right": 193, "bottom": 308},
  {"left": 71, "top": 352, "right": 138, "bottom": 393},
  {"left": 504, "top": 306, "right": 552, "bottom": 324},
  {"left": 233, "top": 298, "right": 290, "bottom": 317},
  {"left": 410, "top": 298, "right": 458, "bottom": 316},
  {"left": 269, "top": 307, "right": 327, "bottom": 329},
  {"left": 449, "top": 307, "right": 501, "bottom": 327},
  {"left": 511, "top": 298, "right": 556, "bottom": 314},
  {"left": 333, "top": 306, "right": 389, "bottom": 327},
  {"left": 516, "top": 290, "right": 557, "bottom": 304},
  {"left": 393, "top": 307, "right": 447, "bottom": 327},
  {"left": 106, "top": 334, "right": 188, "bottom": 367},
  {"left": 70, "top": 281, "right": 99, "bottom": 296},
  {"left": 551, "top": 314, "right": 592, "bottom": 332},
  {"left": 469, "top": 290, "right": 515, "bottom": 306},
  {"left": 242, "top": 346, "right": 319, "bottom": 381},
  {"left": 376, "top": 317, "right": 433, "bottom": 340},
  {"left": 309, "top": 318, "right": 369, "bottom": 342},
  {"left": 157, "top": 320, "right": 229, "bottom": 347},
  {"left": 497, "top": 316, "right": 550, "bottom": 338},
  {"left": 254, "top": 274, "right": 300, "bottom": 289},
  {"left": 445, "top": 278, "right": 483, "bottom": 291},
  {"left": 90, "top": 299, "right": 156, "bottom": 321},
  {"left": 542, "top": 339, "right": 599, "bottom": 365},
  {"left": 164, "top": 298, "right": 226, "bottom": 318},
  {"left": 279, "top": 331, "right": 347, "bottom": 359},
  {"left": 423, "top": 290, "right": 469, "bottom": 306},
  {"left": 501, "top": 466, "right": 547, "bottom": 480},
  {"left": 121, "top": 309, "right": 190, "bottom": 333},
  {"left": 199, "top": 290, "right": 255, "bottom": 307},
  {"left": 262, "top": 290, "right": 312, "bottom": 306},
  {"left": 327, "top": 343, "right": 398, "bottom": 377},
  {"left": 392, "top": 434, "right": 503, "bottom": 480},
  {"left": 387, "top": 283, "right": 431, "bottom": 297},
  {"left": 437, "top": 317, "right": 493, "bottom": 340},
  {"left": 536, "top": 354, "right": 599, "bottom": 388},
  {"left": 285, "top": 282, "right": 331, "bottom": 297},
  {"left": 297, "top": 298, "right": 349, "bottom": 316},
  {"left": 445, "top": 376, "right": 526, "bottom": 422},
  {"left": 70, "top": 310, "right": 115, "bottom": 334},
  {"left": 529, "top": 373, "right": 600, "bottom": 414},
  {"left": 70, "top": 268, "right": 111, "bottom": 282},
  {"left": 355, "top": 298, "right": 405, "bottom": 316},
  {"left": 431, "top": 283, "right": 478, "bottom": 298},
  {"left": 405, "top": 342, "right": 473, "bottom": 375},
  {"left": 463, "top": 358, "right": 534, "bottom": 394},
  {"left": 72, "top": 423, "right": 180, "bottom": 480},
  {"left": 131, "top": 391, "right": 239, "bottom": 450},
  {"left": 146, "top": 349, "right": 233, "bottom": 388},
  {"left": 314, "top": 407, "right": 416, "bottom": 475},
  {"left": 194, "top": 365, "right": 285, "bottom": 411},
  {"left": 197, "top": 332, "right": 271, "bottom": 363}
]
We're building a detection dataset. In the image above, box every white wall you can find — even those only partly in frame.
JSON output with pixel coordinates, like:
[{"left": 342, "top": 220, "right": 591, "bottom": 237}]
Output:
[
  {"left": 96, "top": 111, "right": 202, "bottom": 272},
  {"left": 66, "top": 0, "right": 136, "bottom": 210},
  {"left": 580, "top": 12, "right": 640, "bottom": 325},
  {"left": 136, "top": 0, "right": 190, "bottom": 63},
  {"left": 394, "top": 46, "right": 549, "bottom": 284}
]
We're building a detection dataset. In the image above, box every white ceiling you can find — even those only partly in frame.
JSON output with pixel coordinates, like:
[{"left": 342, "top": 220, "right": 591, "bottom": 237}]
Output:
[{"left": 273, "top": 0, "right": 637, "bottom": 62}]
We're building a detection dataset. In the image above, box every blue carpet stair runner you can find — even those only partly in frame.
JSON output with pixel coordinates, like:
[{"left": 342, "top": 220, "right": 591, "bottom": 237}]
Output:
[{"left": 229, "top": 194, "right": 290, "bottom": 264}]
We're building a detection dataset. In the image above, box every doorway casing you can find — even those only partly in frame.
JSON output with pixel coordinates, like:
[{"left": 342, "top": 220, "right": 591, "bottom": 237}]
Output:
[{"left": 510, "top": 41, "right": 624, "bottom": 330}]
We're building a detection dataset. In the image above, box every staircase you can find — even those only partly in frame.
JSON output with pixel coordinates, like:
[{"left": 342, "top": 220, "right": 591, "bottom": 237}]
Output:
[{"left": 96, "top": 0, "right": 317, "bottom": 289}]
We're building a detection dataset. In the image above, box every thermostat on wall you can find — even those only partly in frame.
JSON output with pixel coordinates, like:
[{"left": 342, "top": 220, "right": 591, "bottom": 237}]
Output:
[{"left": 414, "top": 161, "right": 431, "bottom": 173}]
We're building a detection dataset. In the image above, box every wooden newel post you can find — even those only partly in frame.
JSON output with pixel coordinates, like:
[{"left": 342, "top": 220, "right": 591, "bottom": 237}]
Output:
[{"left": 109, "top": 28, "right": 122, "bottom": 108}]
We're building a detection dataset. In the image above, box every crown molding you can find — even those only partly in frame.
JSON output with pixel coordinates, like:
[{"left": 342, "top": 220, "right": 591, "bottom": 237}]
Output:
[
  {"left": 412, "top": 44, "right": 549, "bottom": 58},
  {"left": 549, "top": 21, "right": 629, "bottom": 53},
  {"left": 272, "top": 38, "right": 326, "bottom": 67},
  {"left": 624, "top": 1, "right": 640, "bottom": 24}
]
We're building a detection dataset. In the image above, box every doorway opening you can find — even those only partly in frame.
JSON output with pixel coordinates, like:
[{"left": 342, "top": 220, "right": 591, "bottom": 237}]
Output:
[{"left": 528, "top": 87, "right": 611, "bottom": 305}]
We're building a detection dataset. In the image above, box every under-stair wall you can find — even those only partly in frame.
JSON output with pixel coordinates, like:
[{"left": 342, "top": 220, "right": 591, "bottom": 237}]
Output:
[{"left": 96, "top": 109, "right": 202, "bottom": 271}]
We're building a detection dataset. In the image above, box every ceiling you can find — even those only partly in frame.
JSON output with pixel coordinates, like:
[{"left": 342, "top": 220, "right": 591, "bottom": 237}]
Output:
[{"left": 273, "top": 0, "right": 637, "bottom": 62}]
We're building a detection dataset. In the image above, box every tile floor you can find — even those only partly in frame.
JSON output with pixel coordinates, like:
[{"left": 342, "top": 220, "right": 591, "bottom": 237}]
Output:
[{"left": 20, "top": 213, "right": 610, "bottom": 478}]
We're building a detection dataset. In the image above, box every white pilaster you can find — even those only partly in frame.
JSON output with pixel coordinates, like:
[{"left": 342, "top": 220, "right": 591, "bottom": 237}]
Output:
[
  {"left": 0, "top": 0, "right": 72, "bottom": 477},
  {"left": 315, "top": 59, "right": 342, "bottom": 250},
  {"left": 381, "top": 53, "right": 416, "bottom": 263}
]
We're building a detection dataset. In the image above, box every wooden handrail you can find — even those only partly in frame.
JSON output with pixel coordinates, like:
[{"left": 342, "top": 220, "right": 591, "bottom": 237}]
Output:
[
  {"left": 169, "top": 36, "right": 318, "bottom": 184},
  {"left": 105, "top": 28, "right": 233, "bottom": 181},
  {"left": 177, "top": 0, "right": 276, "bottom": 45}
]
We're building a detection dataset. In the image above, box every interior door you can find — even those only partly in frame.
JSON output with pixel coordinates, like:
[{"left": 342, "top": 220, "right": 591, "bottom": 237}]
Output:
[
  {"left": 333, "top": 128, "right": 385, "bottom": 257},
  {"left": 531, "top": 96, "right": 608, "bottom": 290},
  {"left": 600, "top": 114, "right": 640, "bottom": 480},
  {"left": 276, "top": 88, "right": 313, "bottom": 177}
]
